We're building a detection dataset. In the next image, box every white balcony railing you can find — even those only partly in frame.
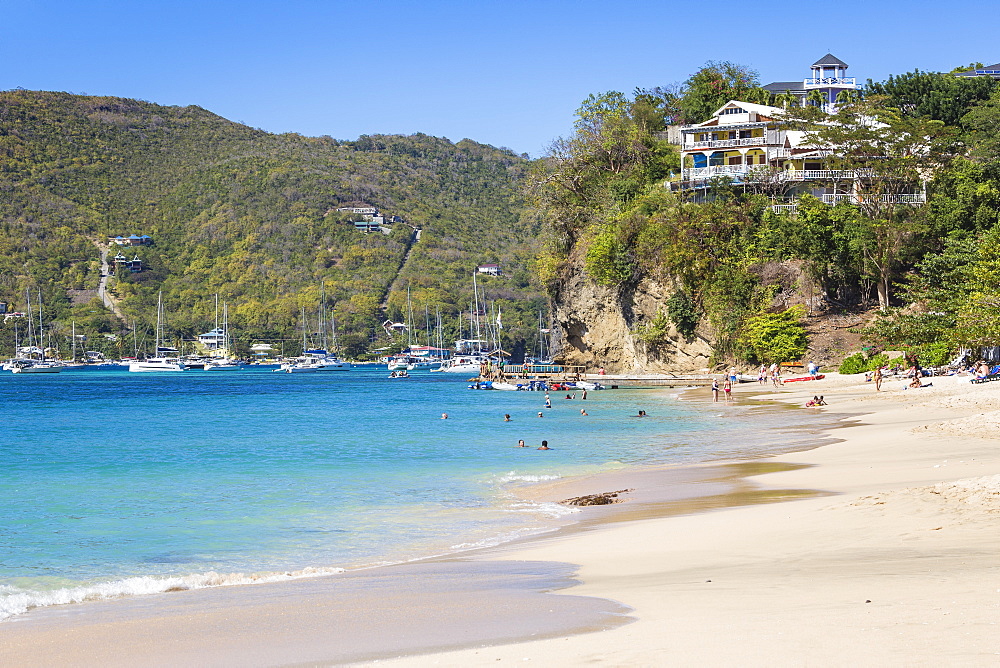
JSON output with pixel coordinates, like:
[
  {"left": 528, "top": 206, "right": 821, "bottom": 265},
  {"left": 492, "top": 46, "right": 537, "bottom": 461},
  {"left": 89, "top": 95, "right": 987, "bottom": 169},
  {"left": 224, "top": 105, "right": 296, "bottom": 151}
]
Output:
[
  {"left": 682, "top": 165, "right": 749, "bottom": 180},
  {"left": 682, "top": 167, "right": 868, "bottom": 182},
  {"left": 804, "top": 77, "right": 856, "bottom": 87},
  {"left": 683, "top": 136, "right": 773, "bottom": 150},
  {"left": 821, "top": 193, "right": 926, "bottom": 205}
]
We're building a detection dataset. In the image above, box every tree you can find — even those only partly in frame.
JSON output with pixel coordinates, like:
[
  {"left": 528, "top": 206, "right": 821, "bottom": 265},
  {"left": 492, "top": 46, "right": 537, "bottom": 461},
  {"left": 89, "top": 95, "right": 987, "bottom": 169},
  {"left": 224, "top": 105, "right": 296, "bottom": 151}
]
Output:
[
  {"left": 676, "top": 61, "right": 763, "bottom": 124},
  {"left": 962, "top": 86, "right": 1000, "bottom": 161},
  {"left": 791, "top": 97, "right": 959, "bottom": 308},
  {"left": 864, "top": 70, "right": 997, "bottom": 126},
  {"left": 738, "top": 306, "right": 809, "bottom": 364}
]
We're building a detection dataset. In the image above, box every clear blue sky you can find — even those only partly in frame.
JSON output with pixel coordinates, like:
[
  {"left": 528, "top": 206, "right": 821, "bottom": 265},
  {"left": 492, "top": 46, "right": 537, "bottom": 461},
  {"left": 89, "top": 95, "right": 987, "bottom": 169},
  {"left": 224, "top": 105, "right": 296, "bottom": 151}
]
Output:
[{"left": 2, "top": 0, "right": 994, "bottom": 157}]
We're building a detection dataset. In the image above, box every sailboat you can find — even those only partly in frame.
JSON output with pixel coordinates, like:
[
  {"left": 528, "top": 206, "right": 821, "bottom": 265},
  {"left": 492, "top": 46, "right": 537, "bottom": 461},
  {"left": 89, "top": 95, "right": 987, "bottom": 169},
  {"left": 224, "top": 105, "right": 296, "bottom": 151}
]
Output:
[
  {"left": 303, "top": 294, "right": 350, "bottom": 370},
  {"left": 8, "top": 289, "right": 62, "bottom": 373},
  {"left": 129, "top": 292, "right": 186, "bottom": 372},
  {"left": 204, "top": 302, "right": 241, "bottom": 370},
  {"left": 278, "top": 307, "right": 324, "bottom": 373}
]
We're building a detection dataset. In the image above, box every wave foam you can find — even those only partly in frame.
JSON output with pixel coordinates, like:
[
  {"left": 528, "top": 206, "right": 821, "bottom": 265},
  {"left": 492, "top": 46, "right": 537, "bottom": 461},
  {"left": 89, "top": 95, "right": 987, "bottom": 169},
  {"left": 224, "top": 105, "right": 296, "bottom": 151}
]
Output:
[
  {"left": 495, "top": 470, "right": 562, "bottom": 484},
  {"left": 0, "top": 565, "right": 345, "bottom": 622}
]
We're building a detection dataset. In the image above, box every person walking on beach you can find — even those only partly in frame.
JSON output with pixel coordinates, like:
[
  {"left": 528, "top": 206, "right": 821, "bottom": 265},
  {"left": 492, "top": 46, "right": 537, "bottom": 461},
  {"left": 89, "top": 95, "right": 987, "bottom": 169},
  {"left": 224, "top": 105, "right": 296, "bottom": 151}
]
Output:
[
  {"left": 723, "top": 378, "right": 733, "bottom": 401},
  {"left": 712, "top": 378, "right": 719, "bottom": 402},
  {"left": 874, "top": 365, "right": 883, "bottom": 392},
  {"left": 758, "top": 364, "right": 767, "bottom": 385}
]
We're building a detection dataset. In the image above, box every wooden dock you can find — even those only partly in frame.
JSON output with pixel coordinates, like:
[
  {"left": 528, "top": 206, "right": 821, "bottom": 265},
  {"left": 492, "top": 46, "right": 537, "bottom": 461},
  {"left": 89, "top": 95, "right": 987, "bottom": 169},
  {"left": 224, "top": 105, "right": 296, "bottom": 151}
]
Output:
[{"left": 483, "top": 364, "right": 716, "bottom": 389}]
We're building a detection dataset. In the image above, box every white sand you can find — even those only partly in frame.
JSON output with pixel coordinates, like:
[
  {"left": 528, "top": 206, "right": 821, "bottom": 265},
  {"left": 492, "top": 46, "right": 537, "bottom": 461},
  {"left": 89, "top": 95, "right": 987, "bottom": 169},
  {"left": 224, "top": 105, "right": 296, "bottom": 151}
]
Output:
[{"left": 378, "top": 372, "right": 1000, "bottom": 666}]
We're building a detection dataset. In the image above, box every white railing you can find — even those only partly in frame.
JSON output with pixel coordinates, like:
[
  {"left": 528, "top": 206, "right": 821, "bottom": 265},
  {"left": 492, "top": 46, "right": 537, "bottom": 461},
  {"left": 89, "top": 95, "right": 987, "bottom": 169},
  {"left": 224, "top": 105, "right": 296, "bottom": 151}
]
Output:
[
  {"left": 682, "top": 166, "right": 748, "bottom": 180},
  {"left": 804, "top": 77, "right": 856, "bottom": 87},
  {"left": 684, "top": 136, "right": 772, "bottom": 150},
  {"left": 785, "top": 170, "right": 857, "bottom": 180},
  {"left": 771, "top": 204, "right": 799, "bottom": 213},
  {"left": 821, "top": 193, "right": 926, "bottom": 205}
]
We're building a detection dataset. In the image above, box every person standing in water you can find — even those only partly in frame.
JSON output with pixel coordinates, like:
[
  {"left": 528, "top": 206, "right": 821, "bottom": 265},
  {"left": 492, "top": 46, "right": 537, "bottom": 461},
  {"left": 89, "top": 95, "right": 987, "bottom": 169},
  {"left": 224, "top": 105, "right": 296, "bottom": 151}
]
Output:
[
  {"left": 712, "top": 378, "right": 719, "bottom": 402},
  {"left": 723, "top": 378, "right": 733, "bottom": 401}
]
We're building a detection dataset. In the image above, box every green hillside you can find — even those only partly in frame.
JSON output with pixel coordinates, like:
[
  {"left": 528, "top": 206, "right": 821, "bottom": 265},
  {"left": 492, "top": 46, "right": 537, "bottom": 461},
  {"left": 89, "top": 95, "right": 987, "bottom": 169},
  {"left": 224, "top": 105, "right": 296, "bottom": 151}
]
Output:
[{"left": 0, "top": 90, "right": 544, "bottom": 357}]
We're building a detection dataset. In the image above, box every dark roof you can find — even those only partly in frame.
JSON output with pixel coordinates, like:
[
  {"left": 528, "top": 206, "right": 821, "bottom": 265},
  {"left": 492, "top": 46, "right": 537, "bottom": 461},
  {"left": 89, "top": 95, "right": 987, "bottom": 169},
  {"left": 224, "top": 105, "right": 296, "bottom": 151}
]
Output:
[
  {"left": 813, "top": 53, "right": 848, "bottom": 68},
  {"left": 763, "top": 81, "right": 805, "bottom": 93}
]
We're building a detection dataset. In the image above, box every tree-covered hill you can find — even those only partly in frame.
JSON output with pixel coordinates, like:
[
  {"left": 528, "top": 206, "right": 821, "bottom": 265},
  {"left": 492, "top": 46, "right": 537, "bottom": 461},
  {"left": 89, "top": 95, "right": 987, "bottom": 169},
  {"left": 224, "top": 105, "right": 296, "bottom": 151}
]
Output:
[{"left": 0, "top": 90, "right": 544, "bottom": 356}]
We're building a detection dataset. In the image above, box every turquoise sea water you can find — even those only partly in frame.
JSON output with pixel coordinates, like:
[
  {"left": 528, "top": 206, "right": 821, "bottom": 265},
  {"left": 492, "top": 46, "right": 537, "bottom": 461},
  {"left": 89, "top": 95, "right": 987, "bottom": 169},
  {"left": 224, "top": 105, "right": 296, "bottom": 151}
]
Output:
[{"left": 0, "top": 366, "right": 814, "bottom": 619}]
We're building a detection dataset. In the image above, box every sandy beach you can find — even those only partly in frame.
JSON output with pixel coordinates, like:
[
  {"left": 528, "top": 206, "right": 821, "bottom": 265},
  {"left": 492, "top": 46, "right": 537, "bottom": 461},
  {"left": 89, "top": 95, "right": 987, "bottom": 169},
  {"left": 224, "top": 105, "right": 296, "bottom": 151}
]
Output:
[
  {"left": 4, "top": 371, "right": 1000, "bottom": 666},
  {"left": 375, "top": 371, "right": 1000, "bottom": 666}
]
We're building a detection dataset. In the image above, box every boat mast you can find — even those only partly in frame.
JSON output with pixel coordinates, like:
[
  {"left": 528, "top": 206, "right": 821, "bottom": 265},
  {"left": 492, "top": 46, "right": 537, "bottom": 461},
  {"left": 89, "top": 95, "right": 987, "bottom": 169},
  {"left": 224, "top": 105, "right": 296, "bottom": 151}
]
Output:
[
  {"left": 472, "top": 271, "right": 482, "bottom": 346},
  {"left": 72, "top": 321, "right": 76, "bottom": 363},
  {"left": 301, "top": 306, "right": 307, "bottom": 356},
  {"left": 155, "top": 291, "right": 163, "bottom": 356},
  {"left": 223, "top": 302, "right": 230, "bottom": 357},
  {"left": 24, "top": 289, "right": 33, "bottom": 356},
  {"left": 37, "top": 289, "right": 45, "bottom": 361},
  {"left": 406, "top": 284, "right": 413, "bottom": 348}
]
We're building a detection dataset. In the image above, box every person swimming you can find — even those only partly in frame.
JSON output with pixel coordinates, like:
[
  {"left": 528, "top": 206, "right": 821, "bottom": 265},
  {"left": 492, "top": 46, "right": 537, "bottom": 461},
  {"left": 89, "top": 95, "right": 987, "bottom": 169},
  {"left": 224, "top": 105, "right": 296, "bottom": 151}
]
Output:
[
  {"left": 504, "top": 414, "right": 511, "bottom": 421},
  {"left": 537, "top": 412, "right": 544, "bottom": 418},
  {"left": 516, "top": 439, "right": 527, "bottom": 447},
  {"left": 441, "top": 413, "right": 448, "bottom": 419},
  {"left": 537, "top": 440, "right": 550, "bottom": 450},
  {"left": 580, "top": 408, "right": 588, "bottom": 416}
]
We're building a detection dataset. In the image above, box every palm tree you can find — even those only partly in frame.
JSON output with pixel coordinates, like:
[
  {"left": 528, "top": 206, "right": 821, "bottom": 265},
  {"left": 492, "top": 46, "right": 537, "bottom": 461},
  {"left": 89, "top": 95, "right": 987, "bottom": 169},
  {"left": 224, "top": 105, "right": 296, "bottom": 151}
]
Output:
[
  {"left": 774, "top": 90, "right": 799, "bottom": 109},
  {"left": 806, "top": 89, "right": 828, "bottom": 109}
]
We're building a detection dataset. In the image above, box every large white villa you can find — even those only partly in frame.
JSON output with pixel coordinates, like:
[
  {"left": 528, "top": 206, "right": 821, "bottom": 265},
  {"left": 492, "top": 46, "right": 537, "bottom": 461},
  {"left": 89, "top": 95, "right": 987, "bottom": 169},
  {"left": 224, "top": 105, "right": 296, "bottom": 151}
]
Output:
[{"left": 672, "top": 55, "right": 926, "bottom": 210}]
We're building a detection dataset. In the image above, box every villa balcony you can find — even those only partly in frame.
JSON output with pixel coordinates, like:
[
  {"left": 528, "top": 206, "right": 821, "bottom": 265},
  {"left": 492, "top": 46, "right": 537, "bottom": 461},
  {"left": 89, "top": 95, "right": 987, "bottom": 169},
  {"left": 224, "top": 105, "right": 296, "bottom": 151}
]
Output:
[
  {"left": 803, "top": 77, "right": 856, "bottom": 87},
  {"left": 683, "top": 136, "right": 776, "bottom": 150},
  {"left": 681, "top": 167, "right": 864, "bottom": 182},
  {"left": 821, "top": 193, "right": 926, "bottom": 205}
]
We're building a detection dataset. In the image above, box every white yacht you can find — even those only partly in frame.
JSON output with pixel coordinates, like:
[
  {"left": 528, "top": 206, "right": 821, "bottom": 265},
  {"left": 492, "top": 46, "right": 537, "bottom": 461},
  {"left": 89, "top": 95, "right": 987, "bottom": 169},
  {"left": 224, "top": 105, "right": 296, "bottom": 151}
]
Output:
[
  {"left": 129, "top": 356, "right": 185, "bottom": 372},
  {"left": 8, "top": 359, "right": 63, "bottom": 374},
  {"left": 129, "top": 292, "right": 186, "bottom": 372}
]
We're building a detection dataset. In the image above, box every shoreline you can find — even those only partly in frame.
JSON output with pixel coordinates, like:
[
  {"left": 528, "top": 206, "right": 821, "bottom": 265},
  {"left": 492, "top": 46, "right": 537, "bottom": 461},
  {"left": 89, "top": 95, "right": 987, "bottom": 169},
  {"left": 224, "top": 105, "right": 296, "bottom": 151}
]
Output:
[
  {"left": 6, "top": 372, "right": 1000, "bottom": 664},
  {"left": 0, "top": 382, "right": 849, "bottom": 666},
  {"left": 375, "top": 371, "right": 1000, "bottom": 666}
]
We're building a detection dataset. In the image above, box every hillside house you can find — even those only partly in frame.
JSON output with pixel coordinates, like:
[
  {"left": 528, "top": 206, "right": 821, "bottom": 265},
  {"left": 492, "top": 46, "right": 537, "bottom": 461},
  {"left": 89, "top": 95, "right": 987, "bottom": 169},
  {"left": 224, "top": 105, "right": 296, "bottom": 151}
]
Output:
[
  {"left": 109, "top": 234, "right": 153, "bottom": 246},
  {"left": 110, "top": 252, "right": 143, "bottom": 274},
  {"left": 477, "top": 264, "right": 502, "bottom": 276},
  {"left": 955, "top": 63, "right": 1000, "bottom": 80},
  {"left": 673, "top": 99, "right": 926, "bottom": 210},
  {"left": 762, "top": 54, "right": 860, "bottom": 113}
]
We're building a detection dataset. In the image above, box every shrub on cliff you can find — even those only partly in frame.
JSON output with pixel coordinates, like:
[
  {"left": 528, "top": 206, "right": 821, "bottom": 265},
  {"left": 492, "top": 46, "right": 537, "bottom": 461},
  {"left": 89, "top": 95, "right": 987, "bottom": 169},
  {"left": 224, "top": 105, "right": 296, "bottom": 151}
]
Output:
[
  {"left": 738, "top": 306, "right": 808, "bottom": 364},
  {"left": 585, "top": 230, "right": 633, "bottom": 287}
]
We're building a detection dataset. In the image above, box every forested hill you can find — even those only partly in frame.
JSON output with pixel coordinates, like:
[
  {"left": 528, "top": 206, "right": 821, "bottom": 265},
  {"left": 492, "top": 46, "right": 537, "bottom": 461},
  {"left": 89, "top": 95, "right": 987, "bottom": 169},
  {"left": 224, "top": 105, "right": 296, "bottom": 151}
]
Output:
[{"left": 0, "top": 90, "right": 543, "bottom": 355}]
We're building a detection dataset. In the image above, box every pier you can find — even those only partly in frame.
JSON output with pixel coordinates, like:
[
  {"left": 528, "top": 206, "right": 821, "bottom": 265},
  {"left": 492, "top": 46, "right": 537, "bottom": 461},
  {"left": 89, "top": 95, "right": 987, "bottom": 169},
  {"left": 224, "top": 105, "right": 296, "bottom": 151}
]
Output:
[{"left": 482, "top": 364, "right": 716, "bottom": 389}]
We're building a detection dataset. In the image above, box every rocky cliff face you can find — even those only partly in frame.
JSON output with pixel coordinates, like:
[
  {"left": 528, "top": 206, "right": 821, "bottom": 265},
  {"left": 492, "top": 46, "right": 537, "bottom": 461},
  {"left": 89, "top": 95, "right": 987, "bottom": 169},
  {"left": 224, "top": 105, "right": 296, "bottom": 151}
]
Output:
[
  {"left": 549, "top": 251, "right": 713, "bottom": 374},
  {"left": 550, "top": 254, "right": 837, "bottom": 373}
]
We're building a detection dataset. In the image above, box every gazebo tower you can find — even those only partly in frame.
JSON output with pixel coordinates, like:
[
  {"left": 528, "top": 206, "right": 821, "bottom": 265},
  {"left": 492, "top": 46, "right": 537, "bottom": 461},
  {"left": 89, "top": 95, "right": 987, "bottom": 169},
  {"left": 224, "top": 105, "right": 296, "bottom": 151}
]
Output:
[{"left": 804, "top": 54, "right": 858, "bottom": 112}]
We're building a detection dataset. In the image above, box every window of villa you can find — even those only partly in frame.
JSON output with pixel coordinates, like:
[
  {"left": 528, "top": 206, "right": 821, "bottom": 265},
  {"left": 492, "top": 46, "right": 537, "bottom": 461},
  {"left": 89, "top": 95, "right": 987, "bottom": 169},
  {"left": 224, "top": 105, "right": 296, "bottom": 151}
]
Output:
[
  {"left": 720, "top": 106, "right": 746, "bottom": 115},
  {"left": 739, "top": 130, "right": 753, "bottom": 139}
]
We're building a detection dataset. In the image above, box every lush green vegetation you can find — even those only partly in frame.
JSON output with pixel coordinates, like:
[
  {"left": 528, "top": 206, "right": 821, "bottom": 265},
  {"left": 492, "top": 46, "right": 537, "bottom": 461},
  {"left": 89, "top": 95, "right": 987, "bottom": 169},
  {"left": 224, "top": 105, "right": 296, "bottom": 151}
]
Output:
[
  {"left": 535, "top": 62, "right": 1000, "bottom": 366},
  {"left": 0, "top": 90, "right": 546, "bottom": 357}
]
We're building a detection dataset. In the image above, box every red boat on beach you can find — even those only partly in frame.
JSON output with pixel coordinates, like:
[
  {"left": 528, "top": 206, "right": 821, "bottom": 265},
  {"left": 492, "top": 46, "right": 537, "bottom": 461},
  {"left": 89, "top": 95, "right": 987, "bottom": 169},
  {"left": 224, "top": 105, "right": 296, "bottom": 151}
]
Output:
[{"left": 783, "top": 374, "right": 825, "bottom": 383}]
